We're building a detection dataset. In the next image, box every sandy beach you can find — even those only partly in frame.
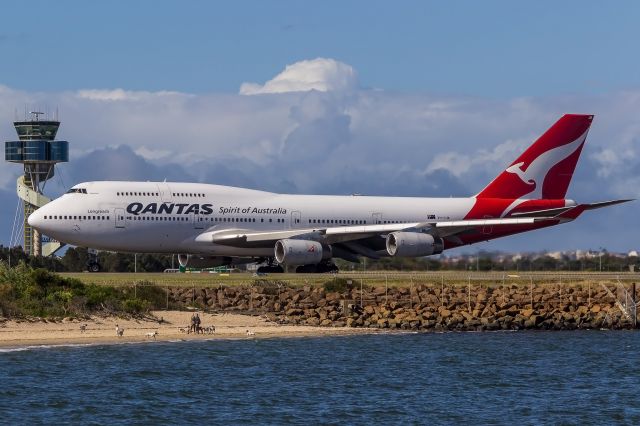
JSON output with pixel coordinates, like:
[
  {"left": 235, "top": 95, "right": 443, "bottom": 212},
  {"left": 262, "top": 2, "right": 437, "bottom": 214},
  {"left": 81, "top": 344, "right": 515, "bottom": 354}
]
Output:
[{"left": 0, "top": 311, "right": 374, "bottom": 348}]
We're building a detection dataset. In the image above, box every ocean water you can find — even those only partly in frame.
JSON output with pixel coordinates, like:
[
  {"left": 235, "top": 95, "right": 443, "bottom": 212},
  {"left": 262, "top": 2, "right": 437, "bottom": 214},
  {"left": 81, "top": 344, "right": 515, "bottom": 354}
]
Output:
[{"left": 0, "top": 332, "right": 639, "bottom": 425}]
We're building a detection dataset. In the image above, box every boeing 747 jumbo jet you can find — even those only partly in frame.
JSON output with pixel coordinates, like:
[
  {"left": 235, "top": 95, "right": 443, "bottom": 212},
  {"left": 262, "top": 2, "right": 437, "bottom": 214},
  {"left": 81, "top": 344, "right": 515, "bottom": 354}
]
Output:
[{"left": 28, "top": 114, "right": 630, "bottom": 272}]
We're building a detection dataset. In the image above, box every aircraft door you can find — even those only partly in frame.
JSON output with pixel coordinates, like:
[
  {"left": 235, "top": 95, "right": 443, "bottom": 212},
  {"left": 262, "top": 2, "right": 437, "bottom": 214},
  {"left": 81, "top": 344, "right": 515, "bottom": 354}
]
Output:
[
  {"left": 156, "top": 183, "right": 173, "bottom": 203},
  {"left": 115, "top": 208, "right": 126, "bottom": 228},
  {"left": 193, "top": 213, "right": 204, "bottom": 229},
  {"left": 290, "top": 211, "right": 301, "bottom": 229},
  {"left": 372, "top": 212, "right": 383, "bottom": 224}
]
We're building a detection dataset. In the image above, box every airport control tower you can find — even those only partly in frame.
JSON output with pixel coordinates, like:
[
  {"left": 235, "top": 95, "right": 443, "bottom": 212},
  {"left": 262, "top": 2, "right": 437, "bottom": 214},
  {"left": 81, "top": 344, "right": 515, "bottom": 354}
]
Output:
[{"left": 4, "top": 112, "right": 68, "bottom": 256}]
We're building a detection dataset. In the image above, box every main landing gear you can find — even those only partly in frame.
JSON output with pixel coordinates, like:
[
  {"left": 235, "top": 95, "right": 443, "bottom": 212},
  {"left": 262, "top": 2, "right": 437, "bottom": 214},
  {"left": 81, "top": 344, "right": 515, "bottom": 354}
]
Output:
[
  {"left": 256, "top": 258, "right": 284, "bottom": 274},
  {"left": 86, "top": 248, "right": 102, "bottom": 273},
  {"left": 295, "top": 262, "right": 339, "bottom": 274}
]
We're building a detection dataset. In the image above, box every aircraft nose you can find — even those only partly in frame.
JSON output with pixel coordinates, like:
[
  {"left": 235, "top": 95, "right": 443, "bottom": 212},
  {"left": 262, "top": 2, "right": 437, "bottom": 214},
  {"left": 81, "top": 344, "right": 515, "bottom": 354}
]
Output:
[{"left": 27, "top": 210, "right": 43, "bottom": 229}]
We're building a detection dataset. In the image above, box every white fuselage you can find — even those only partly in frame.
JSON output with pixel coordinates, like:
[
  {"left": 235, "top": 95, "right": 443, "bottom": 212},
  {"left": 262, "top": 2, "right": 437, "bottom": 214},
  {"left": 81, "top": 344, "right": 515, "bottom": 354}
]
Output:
[{"left": 28, "top": 181, "right": 474, "bottom": 256}]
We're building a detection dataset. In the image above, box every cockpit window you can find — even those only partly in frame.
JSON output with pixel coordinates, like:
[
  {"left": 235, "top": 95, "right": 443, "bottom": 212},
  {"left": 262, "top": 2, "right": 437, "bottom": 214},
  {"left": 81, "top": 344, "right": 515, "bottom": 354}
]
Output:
[{"left": 66, "top": 188, "right": 87, "bottom": 194}]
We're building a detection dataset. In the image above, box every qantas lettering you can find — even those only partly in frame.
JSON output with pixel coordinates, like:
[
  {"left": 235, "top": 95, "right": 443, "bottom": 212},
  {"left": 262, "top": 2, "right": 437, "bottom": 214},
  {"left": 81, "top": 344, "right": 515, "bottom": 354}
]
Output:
[{"left": 126, "top": 202, "right": 214, "bottom": 216}]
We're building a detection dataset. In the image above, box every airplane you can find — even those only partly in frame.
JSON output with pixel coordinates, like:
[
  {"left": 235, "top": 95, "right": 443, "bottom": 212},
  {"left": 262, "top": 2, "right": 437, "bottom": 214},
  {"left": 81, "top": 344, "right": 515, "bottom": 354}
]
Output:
[{"left": 28, "top": 114, "right": 630, "bottom": 273}]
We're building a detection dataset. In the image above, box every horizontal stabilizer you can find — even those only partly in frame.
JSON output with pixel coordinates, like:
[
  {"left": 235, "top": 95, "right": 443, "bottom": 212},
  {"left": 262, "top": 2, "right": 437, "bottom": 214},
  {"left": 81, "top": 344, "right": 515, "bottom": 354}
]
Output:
[{"left": 554, "top": 199, "right": 633, "bottom": 220}]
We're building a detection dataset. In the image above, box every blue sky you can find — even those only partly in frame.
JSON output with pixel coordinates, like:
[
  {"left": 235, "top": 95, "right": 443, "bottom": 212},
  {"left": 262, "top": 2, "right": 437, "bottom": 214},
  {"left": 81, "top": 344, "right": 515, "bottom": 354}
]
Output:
[
  {"left": 0, "top": 1, "right": 639, "bottom": 254},
  {"left": 2, "top": 1, "right": 639, "bottom": 96}
]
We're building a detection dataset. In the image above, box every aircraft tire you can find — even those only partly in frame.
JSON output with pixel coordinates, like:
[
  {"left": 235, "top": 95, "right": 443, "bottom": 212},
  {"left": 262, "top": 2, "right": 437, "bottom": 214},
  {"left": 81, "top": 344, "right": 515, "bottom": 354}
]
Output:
[
  {"left": 316, "top": 262, "right": 339, "bottom": 273},
  {"left": 295, "top": 264, "right": 317, "bottom": 273},
  {"left": 88, "top": 262, "right": 101, "bottom": 273},
  {"left": 257, "top": 265, "right": 284, "bottom": 274}
]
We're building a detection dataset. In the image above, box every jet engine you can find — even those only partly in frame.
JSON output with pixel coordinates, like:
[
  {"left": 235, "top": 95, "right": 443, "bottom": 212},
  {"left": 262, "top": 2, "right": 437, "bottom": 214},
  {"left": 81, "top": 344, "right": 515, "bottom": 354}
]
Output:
[
  {"left": 177, "top": 254, "right": 233, "bottom": 269},
  {"left": 274, "top": 239, "right": 329, "bottom": 266},
  {"left": 385, "top": 232, "right": 444, "bottom": 257}
]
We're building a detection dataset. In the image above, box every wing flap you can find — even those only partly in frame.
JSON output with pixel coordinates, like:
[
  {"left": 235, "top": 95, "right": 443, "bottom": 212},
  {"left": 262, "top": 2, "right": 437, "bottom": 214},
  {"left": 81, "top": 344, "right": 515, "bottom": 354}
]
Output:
[{"left": 429, "top": 217, "right": 542, "bottom": 238}]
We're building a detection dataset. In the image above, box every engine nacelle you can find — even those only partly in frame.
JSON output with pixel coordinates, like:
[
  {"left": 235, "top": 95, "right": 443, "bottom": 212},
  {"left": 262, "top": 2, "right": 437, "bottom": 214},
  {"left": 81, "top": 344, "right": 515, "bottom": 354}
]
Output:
[
  {"left": 386, "top": 232, "right": 444, "bottom": 257},
  {"left": 177, "top": 254, "right": 233, "bottom": 269},
  {"left": 274, "top": 239, "right": 328, "bottom": 266}
]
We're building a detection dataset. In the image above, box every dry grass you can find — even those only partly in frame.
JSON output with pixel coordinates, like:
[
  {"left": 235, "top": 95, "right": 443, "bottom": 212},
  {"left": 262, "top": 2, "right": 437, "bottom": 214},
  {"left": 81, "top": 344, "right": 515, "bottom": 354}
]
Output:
[{"left": 58, "top": 271, "right": 639, "bottom": 289}]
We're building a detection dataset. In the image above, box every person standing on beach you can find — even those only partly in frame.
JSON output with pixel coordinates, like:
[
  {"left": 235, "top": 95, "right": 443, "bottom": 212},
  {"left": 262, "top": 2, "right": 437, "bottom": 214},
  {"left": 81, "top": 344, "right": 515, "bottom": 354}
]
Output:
[
  {"left": 190, "top": 314, "right": 196, "bottom": 333},
  {"left": 195, "top": 313, "right": 201, "bottom": 334}
]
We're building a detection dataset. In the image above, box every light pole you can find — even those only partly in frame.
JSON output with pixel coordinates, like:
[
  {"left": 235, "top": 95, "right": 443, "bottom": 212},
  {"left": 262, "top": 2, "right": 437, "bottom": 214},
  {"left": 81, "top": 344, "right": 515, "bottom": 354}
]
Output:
[{"left": 599, "top": 247, "right": 604, "bottom": 272}]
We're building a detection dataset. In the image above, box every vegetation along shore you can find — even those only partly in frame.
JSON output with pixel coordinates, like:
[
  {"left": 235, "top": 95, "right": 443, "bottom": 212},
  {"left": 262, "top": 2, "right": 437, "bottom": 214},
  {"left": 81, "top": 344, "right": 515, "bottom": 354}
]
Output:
[{"left": 1, "top": 262, "right": 637, "bottom": 345}]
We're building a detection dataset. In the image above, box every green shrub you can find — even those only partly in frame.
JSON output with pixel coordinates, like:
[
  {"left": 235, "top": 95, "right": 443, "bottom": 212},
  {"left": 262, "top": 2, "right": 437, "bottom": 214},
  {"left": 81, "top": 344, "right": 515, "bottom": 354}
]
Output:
[
  {"left": 0, "top": 262, "right": 159, "bottom": 317},
  {"left": 323, "top": 277, "right": 357, "bottom": 293},
  {"left": 132, "top": 281, "right": 166, "bottom": 309},
  {"left": 122, "top": 298, "right": 149, "bottom": 314}
]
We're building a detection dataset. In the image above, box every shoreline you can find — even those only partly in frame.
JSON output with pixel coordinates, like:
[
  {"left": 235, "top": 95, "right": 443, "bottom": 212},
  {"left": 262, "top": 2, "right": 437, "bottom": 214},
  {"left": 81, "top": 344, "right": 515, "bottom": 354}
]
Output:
[
  {"left": 0, "top": 310, "right": 631, "bottom": 351},
  {"left": 0, "top": 310, "right": 377, "bottom": 349}
]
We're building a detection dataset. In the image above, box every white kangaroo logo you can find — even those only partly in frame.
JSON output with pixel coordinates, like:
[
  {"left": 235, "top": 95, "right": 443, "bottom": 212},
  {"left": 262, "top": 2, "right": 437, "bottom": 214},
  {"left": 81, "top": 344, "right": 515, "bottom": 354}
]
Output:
[
  {"left": 500, "top": 129, "right": 588, "bottom": 216},
  {"left": 505, "top": 162, "right": 534, "bottom": 186}
]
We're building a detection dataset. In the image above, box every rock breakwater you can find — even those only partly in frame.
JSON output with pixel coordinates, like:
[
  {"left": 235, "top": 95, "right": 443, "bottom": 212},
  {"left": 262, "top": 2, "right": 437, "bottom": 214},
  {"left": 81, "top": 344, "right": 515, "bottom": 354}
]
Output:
[{"left": 167, "top": 281, "right": 638, "bottom": 331}]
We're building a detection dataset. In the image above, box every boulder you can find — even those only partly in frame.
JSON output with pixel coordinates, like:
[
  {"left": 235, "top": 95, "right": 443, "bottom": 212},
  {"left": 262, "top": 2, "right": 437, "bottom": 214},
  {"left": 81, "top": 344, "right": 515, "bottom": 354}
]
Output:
[
  {"left": 306, "top": 317, "right": 320, "bottom": 326},
  {"left": 461, "top": 311, "right": 474, "bottom": 321},
  {"left": 521, "top": 308, "right": 534, "bottom": 317}
]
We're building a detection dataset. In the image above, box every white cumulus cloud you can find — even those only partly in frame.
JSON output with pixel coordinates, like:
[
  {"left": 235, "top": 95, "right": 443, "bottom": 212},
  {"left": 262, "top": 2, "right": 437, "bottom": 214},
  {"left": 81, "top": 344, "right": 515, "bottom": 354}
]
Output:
[
  {"left": 239, "top": 58, "right": 358, "bottom": 95},
  {"left": 1, "top": 58, "right": 639, "bottom": 251},
  {"left": 76, "top": 89, "right": 184, "bottom": 101}
]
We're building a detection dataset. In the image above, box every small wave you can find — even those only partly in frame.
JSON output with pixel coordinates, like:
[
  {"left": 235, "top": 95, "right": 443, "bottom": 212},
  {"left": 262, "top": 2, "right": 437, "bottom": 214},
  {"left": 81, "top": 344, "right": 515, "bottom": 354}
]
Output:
[{"left": 0, "top": 343, "right": 96, "bottom": 353}]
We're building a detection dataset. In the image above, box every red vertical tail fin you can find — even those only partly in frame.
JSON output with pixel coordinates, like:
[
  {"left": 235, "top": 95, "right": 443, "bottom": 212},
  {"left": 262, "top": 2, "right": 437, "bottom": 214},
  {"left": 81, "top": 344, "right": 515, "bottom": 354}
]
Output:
[{"left": 477, "top": 114, "right": 593, "bottom": 200}]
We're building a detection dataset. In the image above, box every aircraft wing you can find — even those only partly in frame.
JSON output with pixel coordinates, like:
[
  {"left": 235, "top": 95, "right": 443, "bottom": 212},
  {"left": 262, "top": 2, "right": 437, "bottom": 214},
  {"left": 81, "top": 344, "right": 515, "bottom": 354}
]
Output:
[
  {"left": 196, "top": 217, "right": 547, "bottom": 248},
  {"left": 197, "top": 223, "right": 423, "bottom": 247}
]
